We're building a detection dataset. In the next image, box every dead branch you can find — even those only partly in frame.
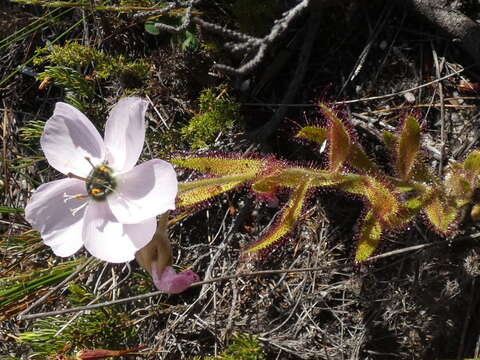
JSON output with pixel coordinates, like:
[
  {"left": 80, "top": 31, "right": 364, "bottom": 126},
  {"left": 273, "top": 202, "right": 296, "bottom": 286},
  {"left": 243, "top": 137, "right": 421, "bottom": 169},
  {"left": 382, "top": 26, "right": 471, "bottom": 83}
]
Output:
[
  {"left": 401, "top": 0, "right": 480, "bottom": 61},
  {"left": 153, "top": 0, "right": 197, "bottom": 33},
  {"left": 193, "top": 0, "right": 312, "bottom": 76}
]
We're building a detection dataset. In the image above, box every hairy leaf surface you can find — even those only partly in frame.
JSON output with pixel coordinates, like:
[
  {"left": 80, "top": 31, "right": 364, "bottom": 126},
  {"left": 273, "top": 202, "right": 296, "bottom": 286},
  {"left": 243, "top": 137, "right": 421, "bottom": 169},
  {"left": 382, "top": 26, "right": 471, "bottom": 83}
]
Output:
[
  {"left": 244, "top": 180, "right": 311, "bottom": 253},
  {"left": 172, "top": 156, "right": 266, "bottom": 176},
  {"left": 355, "top": 210, "right": 383, "bottom": 262},
  {"left": 177, "top": 175, "right": 253, "bottom": 208},
  {"left": 397, "top": 115, "right": 421, "bottom": 180},
  {"left": 424, "top": 191, "right": 458, "bottom": 234},
  {"left": 296, "top": 126, "right": 328, "bottom": 145},
  {"left": 320, "top": 104, "right": 351, "bottom": 172}
]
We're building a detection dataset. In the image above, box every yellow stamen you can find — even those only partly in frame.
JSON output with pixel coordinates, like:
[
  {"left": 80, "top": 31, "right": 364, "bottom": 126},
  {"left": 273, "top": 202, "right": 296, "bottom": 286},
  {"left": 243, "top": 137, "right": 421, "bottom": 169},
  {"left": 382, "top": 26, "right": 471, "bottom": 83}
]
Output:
[
  {"left": 91, "top": 188, "right": 102, "bottom": 196},
  {"left": 63, "top": 193, "right": 87, "bottom": 202}
]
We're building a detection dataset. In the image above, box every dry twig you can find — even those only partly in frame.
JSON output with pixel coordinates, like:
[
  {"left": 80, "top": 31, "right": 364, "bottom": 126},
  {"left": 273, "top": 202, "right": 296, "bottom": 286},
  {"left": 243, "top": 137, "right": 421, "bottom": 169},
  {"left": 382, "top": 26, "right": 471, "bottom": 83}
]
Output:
[{"left": 401, "top": 0, "right": 480, "bottom": 61}]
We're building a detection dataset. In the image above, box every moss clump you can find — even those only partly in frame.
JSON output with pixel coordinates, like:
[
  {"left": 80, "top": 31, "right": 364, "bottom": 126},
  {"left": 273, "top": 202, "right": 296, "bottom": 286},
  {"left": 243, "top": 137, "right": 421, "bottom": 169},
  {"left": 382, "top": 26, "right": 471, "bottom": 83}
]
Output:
[
  {"left": 181, "top": 87, "right": 241, "bottom": 149},
  {"left": 194, "top": 333, "right": 265, "bottom": 360}
]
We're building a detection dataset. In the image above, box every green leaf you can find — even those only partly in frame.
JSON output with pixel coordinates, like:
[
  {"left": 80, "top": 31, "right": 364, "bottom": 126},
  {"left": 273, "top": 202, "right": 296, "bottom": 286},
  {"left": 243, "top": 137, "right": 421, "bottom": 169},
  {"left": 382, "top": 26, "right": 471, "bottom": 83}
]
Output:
[
  {"left": 347, "top": 143, "right": 378, "bottom": 174},
  {"left": 320, "top": 104, "right": 351, "bottom": 172},
  {"left": 180, "top": 30, "right": 199, "bottom": 51},
  {"left": 252, "top": 167, "right": 345, "bottom": 193},
  {"left": 355, "top": 210, "right": 383, "bottom": 262},
  {"left": 385, "top": 126, "right": 437, "bottom": 184},
  {"left": 144, "top": 21, "right": 161, "bottom": 35},
  {"left": 295, "top": 126, "right": 327, "bottom": 145},
  {"left": 338, "top": 176, "right": 399, "bottom": 224},
  {"left": 464, "top": 150, "right": 480, "bottom": 175},
  {"left": 397, "top": 115, "right": 421, "bottom": 180},
  {"left": 388, "top": 187, "right": 430, "bottom": 229},
  {"left": 172, "top": 156, "right": 267, "bottom": 176},
  {"left": 410, "top": 160, "right": 440, "bottom": 185},
  {"left": 444, "top": 164, "right": 473, "bottom": 205},
  {"left": 0, "top": 206, "right": 24, "bottom": 214},
  {"left": 424, "top": 190, "right": 458, "bottom": 234},
  {"left": 463, "top": 150, "right": 480, "bottom": 189},
  {"left": 382, "top": 131, "right": 397, "bottom": 152},
  {"left": 244, "top": 180, "right": 310, "bottom": 253},
  {"left": 177, "top": 175, "right": 254, "bottom": 208}
]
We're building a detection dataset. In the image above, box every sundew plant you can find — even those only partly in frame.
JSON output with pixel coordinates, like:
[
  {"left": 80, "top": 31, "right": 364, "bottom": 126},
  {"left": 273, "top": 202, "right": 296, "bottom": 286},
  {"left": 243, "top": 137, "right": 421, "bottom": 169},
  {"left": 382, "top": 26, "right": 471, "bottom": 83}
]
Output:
[{"left": 172, "top": 104, "right": 480, "bottom": 262}]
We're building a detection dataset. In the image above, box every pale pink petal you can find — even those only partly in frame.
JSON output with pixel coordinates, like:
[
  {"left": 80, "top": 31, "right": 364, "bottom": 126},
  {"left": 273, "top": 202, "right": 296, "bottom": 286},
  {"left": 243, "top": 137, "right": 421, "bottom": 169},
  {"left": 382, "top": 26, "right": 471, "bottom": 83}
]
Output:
[
  {"left": 41, "top": 103, "right": 105, "bottom": 177},
  {"left": 45, "top": 233, "right": 84, "bottom": 257},
  {"left": 152, "top": 265, "right": 200, "bottom": 294},
  {"left": 107, "top": 159, "right": 177, "bottom": 224},
  {"left": 104, "top": 97, "right": 148, "bottom": 172},
  {"left": 82, "top": 202, "right": 156, "bottom": 263},
  {"left": 25, "top": 178, "right": 87, "bottom": 257}
]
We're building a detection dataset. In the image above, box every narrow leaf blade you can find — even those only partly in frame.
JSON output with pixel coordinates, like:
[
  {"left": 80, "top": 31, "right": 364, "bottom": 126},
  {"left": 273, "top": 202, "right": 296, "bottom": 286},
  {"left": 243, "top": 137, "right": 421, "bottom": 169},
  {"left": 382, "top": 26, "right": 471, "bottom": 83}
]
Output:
[
  {"left": 296, "top": 126, "right": 328, "bottom": 145},
  {"left": 463, "top": 150, "right": 480, "bottom": 174},
  {"left": 244, "top": 180, "right": 310, "bottom": 253},
  {"left": 355, "top": 210, "right": 383, "bottom": 262},
  {"left": 338, "top": 176, "right": 399, "bottom": 224},
  {"left": 172, "top": 155, "right": 266, "bottom": 176},
  {"left": 347, "top": 143, "right": 378, "bottom": 174},
  {"left": 320, "top": 104, "right": 351, "bottom": 172},
  {"left": 177, "top": 175, "right": 253, "bottom": 208},
  {"left": 397, "top": 115, "right": 421, "bottom": 180},
  {"left": 424, "top": 192, "right": 458, "bottom": 234},
  {"left": 252, "top": 167, "right": 345, "bottom": 193}
]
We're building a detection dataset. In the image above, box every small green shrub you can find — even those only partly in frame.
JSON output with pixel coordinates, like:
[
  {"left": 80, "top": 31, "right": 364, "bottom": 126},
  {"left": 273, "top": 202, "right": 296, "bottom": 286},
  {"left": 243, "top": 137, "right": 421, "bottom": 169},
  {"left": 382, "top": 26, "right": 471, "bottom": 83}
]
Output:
[
  {"left": 33, "top": 41, "right": 151, "bottom": 107},
  {"left": 17, "top": 283, "right": 135, "bottom": 358},
  {"left": 33, "top": 41, "right": 100, "bottom": 69}
]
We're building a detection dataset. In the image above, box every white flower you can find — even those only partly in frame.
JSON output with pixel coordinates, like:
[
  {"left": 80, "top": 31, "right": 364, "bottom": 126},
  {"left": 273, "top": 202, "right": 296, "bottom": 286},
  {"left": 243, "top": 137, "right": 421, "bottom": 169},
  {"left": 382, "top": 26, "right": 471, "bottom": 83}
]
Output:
[{"left": 25, "top": 97, "right": 178, "bottom": 263}]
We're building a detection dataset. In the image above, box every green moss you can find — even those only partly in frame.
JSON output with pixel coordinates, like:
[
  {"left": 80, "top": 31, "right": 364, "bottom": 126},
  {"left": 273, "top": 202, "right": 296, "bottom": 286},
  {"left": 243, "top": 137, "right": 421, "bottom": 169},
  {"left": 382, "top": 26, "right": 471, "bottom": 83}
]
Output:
[
  {"left": 181, "top": 87, "right": 241, "bottom": 149},
  {"left": 194, "top": 333, "right": 265, "bottom": 360}
]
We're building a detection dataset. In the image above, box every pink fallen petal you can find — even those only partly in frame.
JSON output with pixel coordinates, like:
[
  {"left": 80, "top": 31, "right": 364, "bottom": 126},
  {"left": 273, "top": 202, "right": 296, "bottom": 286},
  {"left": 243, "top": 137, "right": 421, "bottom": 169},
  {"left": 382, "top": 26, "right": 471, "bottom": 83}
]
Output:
[
  {"left": 107, "top": 159, "right": 178, "bottom": 224},
  {"left": 152, "top": 265, "right": 200, "bottom": 294},
  {"left": 41, "top": 102, "right": 105, "bottom": 177},
  {"left": 104, "top": 97, "right": 148, "bottom": 172}
]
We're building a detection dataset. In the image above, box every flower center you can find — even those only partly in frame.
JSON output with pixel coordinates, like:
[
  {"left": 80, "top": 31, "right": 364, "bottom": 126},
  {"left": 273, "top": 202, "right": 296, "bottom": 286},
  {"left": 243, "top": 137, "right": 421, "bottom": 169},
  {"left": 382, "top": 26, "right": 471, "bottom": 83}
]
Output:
[{"left": 86, "top": 164, "right": 116, "bottom": 201}]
